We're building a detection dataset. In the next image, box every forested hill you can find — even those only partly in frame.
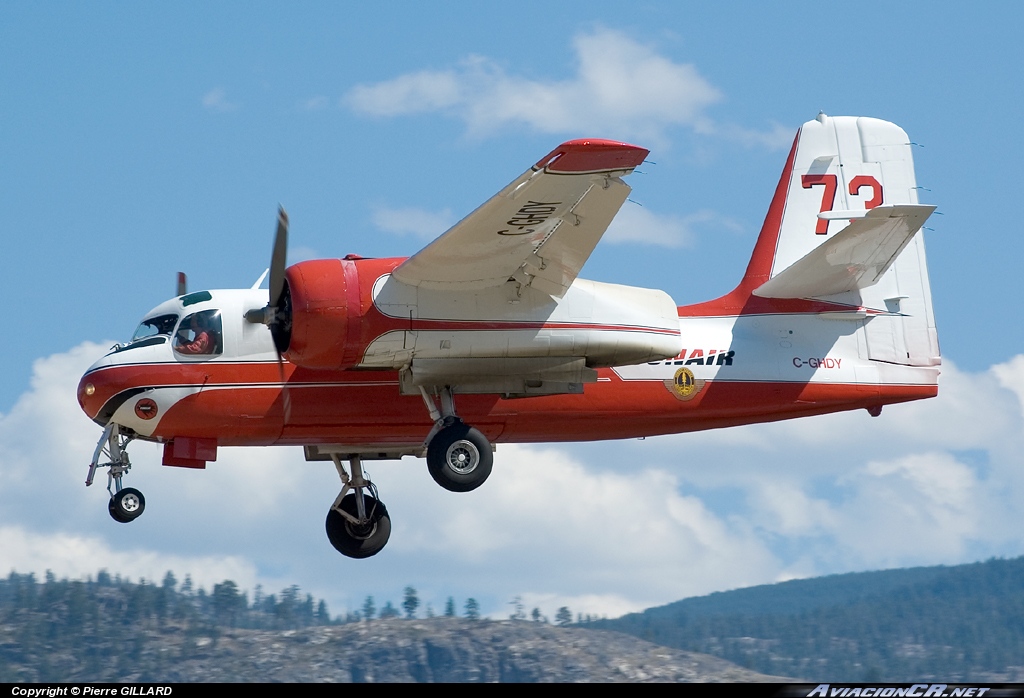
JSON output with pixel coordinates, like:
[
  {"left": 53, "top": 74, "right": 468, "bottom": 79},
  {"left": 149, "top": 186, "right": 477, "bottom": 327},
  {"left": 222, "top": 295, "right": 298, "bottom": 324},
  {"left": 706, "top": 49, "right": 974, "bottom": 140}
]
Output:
[
  {"left": 594, "top": 556, "right": 1024, "bottom": 681},
  {"left": 0, "top": 570, "right": 775, "bottom": 682}
]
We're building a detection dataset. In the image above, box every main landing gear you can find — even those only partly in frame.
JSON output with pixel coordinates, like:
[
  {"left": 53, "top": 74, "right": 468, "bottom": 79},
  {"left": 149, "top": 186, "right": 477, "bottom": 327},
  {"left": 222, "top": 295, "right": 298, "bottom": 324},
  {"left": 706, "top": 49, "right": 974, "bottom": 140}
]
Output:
[
  {"left": 87, "top": 423, "right": 147, "bottom": 524},
  {"left": 325, "top": 454, "right": 391, "bottom": 559},
  {"left": 419, "top": 386, "right": 493, "bottom": 493}
]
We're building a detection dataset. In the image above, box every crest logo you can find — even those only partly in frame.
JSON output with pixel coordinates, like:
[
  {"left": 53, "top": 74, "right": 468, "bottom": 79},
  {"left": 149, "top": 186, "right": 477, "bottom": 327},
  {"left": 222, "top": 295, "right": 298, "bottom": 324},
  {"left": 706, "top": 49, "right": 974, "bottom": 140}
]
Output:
[{"left": 665, "top": 367, "right": 704, "bottom": 401}]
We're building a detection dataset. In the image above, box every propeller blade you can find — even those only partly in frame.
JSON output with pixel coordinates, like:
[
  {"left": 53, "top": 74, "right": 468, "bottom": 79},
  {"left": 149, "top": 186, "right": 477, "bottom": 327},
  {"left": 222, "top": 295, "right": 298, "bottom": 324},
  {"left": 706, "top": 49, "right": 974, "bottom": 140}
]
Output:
[
  {"left": 269, "top": 207, "right": 289, "bottom": 309},
  {"left": 176, "top": 272, "right": 187, "bottom": 296}
]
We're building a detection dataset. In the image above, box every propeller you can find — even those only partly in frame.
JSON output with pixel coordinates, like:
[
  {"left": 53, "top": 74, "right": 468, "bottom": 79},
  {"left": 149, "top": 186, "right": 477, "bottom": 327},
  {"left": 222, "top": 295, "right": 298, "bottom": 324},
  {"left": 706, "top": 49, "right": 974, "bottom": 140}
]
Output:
[
  {"left": 176, "top": 272, "right": 187, "bottom": 296},
  {"left": 245, "top": 206, "right": 293, "bottom": 423},
  {"left": 269, "top": 207, "right": 289, "bottom": 322},
  {"left": 246, "top": 207, "right": 292, "bottom": 349}
]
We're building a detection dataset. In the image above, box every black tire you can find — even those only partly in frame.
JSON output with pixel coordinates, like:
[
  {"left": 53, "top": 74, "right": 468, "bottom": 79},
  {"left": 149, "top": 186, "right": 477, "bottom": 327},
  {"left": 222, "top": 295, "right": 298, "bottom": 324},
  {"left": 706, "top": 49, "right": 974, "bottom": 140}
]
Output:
[
  {"left": 426, "top": 421, "right": 493, "bottom": 492},
  {"left": 110, "top": 487, "right": 145, "bottom": 522},
  {"left": 108, "top": 498, "right": 130, "bottom": 523},
  {"left": 325, "top": 493, "right": 391, "bottom": 559}
]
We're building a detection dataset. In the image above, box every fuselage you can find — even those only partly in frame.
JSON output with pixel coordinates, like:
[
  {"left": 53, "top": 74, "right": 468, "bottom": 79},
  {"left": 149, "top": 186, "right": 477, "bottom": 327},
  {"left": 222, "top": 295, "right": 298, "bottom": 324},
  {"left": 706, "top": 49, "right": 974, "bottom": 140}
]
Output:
[{"left": 77, "top": 267, "right": 938, "bottom": 450}]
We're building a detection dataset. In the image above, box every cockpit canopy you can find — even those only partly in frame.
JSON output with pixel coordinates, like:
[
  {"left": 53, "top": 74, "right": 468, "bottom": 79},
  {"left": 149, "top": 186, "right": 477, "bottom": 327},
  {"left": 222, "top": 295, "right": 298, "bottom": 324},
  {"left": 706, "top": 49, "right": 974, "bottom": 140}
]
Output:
[
  {"left": 116, "top": 308, "right": 224, "bottom": 357},
  {"left": 132, "top": 314, "right": 178, "bottom": 342}
]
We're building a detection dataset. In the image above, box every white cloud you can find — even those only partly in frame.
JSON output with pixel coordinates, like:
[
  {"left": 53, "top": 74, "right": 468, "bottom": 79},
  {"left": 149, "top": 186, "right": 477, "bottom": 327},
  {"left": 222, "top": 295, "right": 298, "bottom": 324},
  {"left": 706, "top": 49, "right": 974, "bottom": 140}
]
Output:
[
  {"left": 606, "top": 205, "right": 741, "bottom": 248},
  {"left": 300, "top": 95, "right": 329, "bottom": 111},
  {"left": 201, "top": 87, "right": 239, "bottom": 113},
  {"left": 345, "top": 29, "right": 726, "bottom": 143},
  {"left": 991, "top": 354, "right": 1024, "bottom": 415},
  {"left": 0, "top": 525, "right": 259, "bottom": 591},
  {"left": 347, "top": 70, "right": 463, "bottom": 116},
  {"left": 371, "top": 205, "right": 455, "bottom": 240},
  {"left": 698, "top": 121, "right": 795, "bottom": 151},
  {"left": 287, "top": 245, "right": 320, "bottom": 263},
  {"left": 632, "top": 357, "right": 1024, "bottom": 573}
]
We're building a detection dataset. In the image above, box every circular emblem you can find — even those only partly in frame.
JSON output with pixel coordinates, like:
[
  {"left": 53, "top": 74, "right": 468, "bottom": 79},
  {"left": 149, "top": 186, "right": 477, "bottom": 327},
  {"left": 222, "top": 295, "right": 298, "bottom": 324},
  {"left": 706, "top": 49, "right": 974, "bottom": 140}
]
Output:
[
  {"left": 663, "top": 366, "right": 705, "bottom": 401},
  {"left": 135, "top": 398, "right": 158, "bottom": 420},
  {"left": 671, "top": 367, "right": 698, "bottom": 398}
]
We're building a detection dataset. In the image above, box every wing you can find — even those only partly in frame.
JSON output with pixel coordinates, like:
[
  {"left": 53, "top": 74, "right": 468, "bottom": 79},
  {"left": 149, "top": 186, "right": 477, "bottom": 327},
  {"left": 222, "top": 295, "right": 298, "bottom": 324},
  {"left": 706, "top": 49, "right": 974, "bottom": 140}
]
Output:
[
  {"left": 391, "top": 139, "right": 649, "bottom": 298},
  {"left": 753, "top": 204, "right": 935, "bottom": 299}
]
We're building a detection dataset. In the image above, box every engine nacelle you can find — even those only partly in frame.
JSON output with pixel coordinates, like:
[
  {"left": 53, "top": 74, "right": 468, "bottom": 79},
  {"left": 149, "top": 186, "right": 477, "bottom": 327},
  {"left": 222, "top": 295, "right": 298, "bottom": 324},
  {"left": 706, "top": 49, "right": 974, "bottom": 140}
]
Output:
[{"left": 282, "top": 258, "right": 399, "bottom": 369}]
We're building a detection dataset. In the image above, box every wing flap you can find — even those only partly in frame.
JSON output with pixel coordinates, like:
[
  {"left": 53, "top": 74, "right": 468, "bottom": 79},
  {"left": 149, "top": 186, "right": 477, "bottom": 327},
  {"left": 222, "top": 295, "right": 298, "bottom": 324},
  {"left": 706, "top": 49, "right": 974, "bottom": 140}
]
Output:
[
  {"left": 392, "top": 139, "right": 648, "bottom": 297},
  {"left": 753, "top": 204, "right": 935, "bottom": 299}
]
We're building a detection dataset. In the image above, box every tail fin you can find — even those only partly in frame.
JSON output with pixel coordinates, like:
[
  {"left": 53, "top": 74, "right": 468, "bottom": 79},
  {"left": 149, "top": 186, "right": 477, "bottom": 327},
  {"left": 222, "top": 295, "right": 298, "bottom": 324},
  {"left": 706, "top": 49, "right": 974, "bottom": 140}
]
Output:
[{"left": 686, "top": 114, "right": 940, "bottom": 367}]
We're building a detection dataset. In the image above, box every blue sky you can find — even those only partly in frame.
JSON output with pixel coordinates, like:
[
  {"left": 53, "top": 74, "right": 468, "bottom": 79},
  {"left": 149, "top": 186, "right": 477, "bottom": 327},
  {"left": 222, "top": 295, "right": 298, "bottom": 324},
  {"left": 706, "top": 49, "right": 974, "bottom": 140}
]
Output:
[{"left": 2, "top": 3, "right": 1023, "bottom": 619}]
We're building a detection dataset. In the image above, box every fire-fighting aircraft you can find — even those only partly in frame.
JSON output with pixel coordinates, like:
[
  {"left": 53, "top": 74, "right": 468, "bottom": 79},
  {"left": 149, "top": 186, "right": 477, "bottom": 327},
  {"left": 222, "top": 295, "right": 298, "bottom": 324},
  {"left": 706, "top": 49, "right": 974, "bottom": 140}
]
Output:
[{"left": 78, "top": 114, "right": 939, "bottom": 558}]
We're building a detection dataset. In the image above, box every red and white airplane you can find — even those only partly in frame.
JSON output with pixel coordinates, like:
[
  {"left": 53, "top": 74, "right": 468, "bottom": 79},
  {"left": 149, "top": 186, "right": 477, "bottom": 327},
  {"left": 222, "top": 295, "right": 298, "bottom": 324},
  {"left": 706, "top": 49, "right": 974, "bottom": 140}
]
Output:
[{"left": 78, "top": 114, "right": 939, "bottom": 558}]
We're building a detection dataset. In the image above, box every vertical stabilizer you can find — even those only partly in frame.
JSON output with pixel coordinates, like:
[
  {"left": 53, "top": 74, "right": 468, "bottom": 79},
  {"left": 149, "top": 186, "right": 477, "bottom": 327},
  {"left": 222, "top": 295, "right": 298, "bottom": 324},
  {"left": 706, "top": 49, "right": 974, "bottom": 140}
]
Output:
[
  {"left": 771, "top": 114, "right": 923, "bottom": 277},
  {"left": 685, "top": 114, "right": 939, "bottom": 368}
]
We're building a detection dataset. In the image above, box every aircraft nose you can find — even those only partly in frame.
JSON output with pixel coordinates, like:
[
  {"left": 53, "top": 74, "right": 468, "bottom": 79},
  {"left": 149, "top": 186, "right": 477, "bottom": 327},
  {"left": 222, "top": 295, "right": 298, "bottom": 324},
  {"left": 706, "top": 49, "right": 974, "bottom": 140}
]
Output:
[
  {"left": 78, "top": 371, "right": 103, "bottom": 421},
  {"left": 78, "top": 366, "right": 120, "bottom": 425}
]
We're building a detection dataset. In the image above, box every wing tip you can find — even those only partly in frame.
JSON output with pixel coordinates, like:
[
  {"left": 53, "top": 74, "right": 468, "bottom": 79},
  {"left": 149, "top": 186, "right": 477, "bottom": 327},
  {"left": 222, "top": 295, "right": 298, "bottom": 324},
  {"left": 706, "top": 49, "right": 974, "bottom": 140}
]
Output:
[{"left": 535, "top": 139, "right": 649, "bottom": 174}]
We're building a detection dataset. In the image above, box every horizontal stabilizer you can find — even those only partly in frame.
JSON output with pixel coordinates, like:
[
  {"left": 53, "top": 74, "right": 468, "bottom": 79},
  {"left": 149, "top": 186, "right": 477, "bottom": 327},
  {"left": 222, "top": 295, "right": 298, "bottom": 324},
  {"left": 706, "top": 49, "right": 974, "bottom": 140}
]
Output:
[{"left": 753, "top": 204, "right": 935, "bottom": 299}]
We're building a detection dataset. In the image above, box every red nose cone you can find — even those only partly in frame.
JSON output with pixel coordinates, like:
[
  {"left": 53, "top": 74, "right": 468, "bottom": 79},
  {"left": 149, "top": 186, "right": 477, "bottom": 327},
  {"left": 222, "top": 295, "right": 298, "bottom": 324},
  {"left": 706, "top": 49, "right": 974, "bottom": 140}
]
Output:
[
  {"left": 78, "top": 370, "right": 112, "bottom": 422},
  {"left": 78, "top": 374, "right": 95, "bottom": 415}
]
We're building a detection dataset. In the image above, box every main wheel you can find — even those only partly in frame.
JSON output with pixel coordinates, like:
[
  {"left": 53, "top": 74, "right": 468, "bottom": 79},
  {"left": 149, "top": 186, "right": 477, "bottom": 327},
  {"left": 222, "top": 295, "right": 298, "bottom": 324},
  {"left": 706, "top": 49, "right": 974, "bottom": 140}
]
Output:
[
  {"left": 426, "top": 421, "right": 493, "bottom": 492},
  {"left": 325, "top": 493, "right": 391, "bottom": 559},
  {"left": 110, "top": 487, "right": 145, "bottom": 523}
]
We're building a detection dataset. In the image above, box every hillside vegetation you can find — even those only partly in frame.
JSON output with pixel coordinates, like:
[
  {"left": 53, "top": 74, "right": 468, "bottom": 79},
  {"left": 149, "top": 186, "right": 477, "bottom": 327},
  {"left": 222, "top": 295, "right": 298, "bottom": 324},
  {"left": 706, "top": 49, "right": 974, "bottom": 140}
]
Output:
[{"left": 596, "top": 556, "right": 1024, "bottom": 681}]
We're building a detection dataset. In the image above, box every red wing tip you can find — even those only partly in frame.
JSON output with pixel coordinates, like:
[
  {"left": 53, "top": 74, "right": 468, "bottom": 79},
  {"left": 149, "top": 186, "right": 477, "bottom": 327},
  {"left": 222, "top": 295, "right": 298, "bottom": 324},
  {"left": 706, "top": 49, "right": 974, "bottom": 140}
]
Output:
[{"left": 535, "top": 139, "right": 649, "bottom": 173}]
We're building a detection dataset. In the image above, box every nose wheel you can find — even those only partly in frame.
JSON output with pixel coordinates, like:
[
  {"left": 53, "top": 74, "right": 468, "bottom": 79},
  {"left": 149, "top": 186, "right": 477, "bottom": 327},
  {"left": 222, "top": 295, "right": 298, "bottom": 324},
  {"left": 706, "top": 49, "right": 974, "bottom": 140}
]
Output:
[{"left": 109, "top": 487, "right": 146, "bottom": 523}]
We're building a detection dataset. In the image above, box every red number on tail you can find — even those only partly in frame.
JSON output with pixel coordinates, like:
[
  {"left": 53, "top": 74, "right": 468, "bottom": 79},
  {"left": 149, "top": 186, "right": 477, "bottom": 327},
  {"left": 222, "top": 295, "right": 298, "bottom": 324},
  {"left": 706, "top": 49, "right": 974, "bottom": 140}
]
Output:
[
  {"left": 849, "top": 175, "right": 883, "bottom": 209},
  {"left": 801, "top": 174, "right": 837, "bottom": 235}
]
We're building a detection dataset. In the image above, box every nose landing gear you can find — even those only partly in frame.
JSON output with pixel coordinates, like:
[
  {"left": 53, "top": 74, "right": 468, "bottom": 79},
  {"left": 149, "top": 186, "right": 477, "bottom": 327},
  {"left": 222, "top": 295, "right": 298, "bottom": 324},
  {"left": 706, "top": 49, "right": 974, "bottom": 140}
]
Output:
[{"left": 87, "top": 424, "right": 146, "bottom": 523}]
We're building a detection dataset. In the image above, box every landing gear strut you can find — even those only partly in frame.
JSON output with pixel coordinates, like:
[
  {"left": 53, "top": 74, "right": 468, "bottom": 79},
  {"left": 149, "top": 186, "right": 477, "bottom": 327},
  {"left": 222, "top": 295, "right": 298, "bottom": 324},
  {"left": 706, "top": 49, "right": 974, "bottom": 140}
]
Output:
[
  {"left": 419, "top": 386, "right": 493, "bottom": 492},
  {"left": 87, "top": 424, "right": 146, "bottom": 523},
  {"left": 325, "top": 454, "right": 391, "bottom": 558}
]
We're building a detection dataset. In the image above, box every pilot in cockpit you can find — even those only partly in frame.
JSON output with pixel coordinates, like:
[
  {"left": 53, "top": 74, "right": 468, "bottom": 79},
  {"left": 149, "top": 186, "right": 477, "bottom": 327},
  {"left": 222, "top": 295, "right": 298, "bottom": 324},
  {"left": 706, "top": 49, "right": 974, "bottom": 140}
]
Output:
[{"left": 174, "top": 311, "right": 221, "bottom": 355}]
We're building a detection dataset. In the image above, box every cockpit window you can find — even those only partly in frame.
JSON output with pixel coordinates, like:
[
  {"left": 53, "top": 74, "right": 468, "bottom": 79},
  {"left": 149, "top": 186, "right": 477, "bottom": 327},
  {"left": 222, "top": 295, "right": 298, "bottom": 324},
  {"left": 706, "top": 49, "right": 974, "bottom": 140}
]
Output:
[
  {"left": 132, "top": 314, "right": 179, "bottom": 342},
  {"left": 173, "top": 310, "right": 223, "bottom": 356},
  {"left": 181, "top": 290, "right": 213, "bottom": 307}
]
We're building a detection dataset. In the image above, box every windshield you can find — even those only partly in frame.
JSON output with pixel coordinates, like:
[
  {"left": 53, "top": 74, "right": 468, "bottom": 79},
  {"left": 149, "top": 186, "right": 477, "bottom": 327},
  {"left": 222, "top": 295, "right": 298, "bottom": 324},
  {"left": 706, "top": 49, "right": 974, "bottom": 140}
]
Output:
[{"left": 132, "top": 314, "right": 179, "bottom": 342}]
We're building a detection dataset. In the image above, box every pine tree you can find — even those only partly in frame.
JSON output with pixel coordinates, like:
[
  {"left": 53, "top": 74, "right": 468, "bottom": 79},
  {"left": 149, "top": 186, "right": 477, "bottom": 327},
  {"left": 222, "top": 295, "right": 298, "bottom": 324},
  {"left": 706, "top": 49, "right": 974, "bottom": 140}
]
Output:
[
  {"left": 316, "top": 599, "right": 331, "bottom": 625},
  {"left": 465, "top": 598, "right": 480, "bottom": 620},
  {"left": 509, "top": 595, "right": 525, "bottom": 620},
  {"left": 402, "top": 586, "right": 420, "bottom": 619},
  {"left": 556, "top": 607, "right": 572, "bottom": 626}
]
